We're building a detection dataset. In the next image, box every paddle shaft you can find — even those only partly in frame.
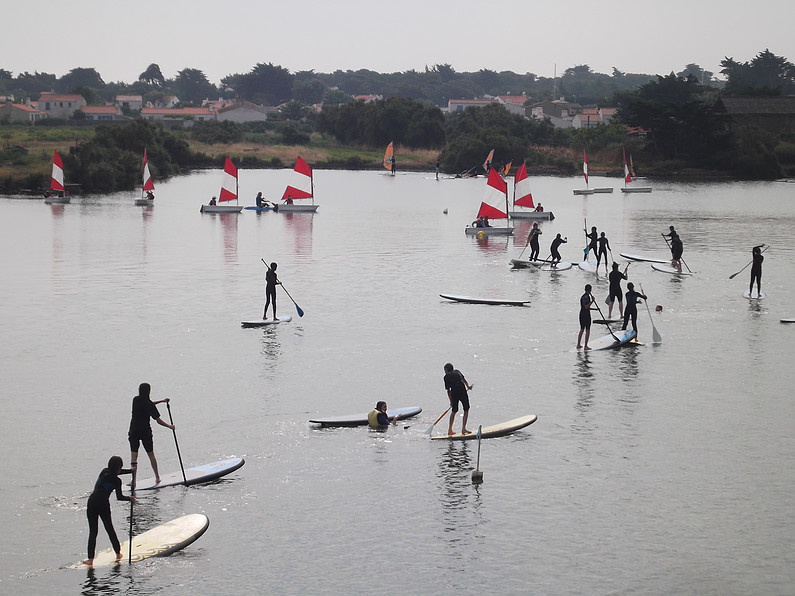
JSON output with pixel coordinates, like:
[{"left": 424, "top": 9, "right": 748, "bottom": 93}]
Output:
[
  {"left": 425, "top": 407, "right": 451, "bottom": 435},
  {"left": 591, "top": 294, "right": 619, "bottom": 341},
  {"left": 166, "top": 402, "right": 187, "bottom": 485},
  {"left": 661, "top": 233, "right": 692, "bottom": 273},
  {"left": 262, "top": 259, "right": 304, "bottom": 317},
  {"left": 640, "top": 284, "right": 662, "bottom": 343},
  {"left": 128, "top": 465, "right": 135, "bottom": 564},
  {"left": 729, "top": 245, "right": 768, "bottom": 279}
]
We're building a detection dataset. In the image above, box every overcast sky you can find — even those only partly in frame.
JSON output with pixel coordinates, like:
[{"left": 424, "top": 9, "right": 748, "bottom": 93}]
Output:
[{"left": 5, "top": 0, "right": 793, "bottom": 85}]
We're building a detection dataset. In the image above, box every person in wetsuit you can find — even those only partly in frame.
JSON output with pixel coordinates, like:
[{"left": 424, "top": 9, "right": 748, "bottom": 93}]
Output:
[
  {"left": 664, "top": 226, "right": 683, "bottom": 272},
  {"left": 749, "top": 243, "right": 765, "bottom": 296},
  {"left": 82, "top": 455, "right": 134, "bottom": 566},
  {"left": 584, "top": 226, "right": 598, "bottom": 260},
  {"left": 263, "top": 262, "right": 280, "bottom": 320},
  {"left": 368, "top": 401, "right": 397, "bottom": 429},
  {"left": 128, "top": 383, "right": 174, "bottom": 488},
  {"left": 550, "top": 234, "right": 567, "bottom": 266},
  {"left": 444, "top": 363, "right": 473, "bottom": 436},
  {"left": 607, "top": 262, "right": 628, "bottom": 319},
  {"left": 577, "top": 284, "right": 595, "bottom": 350},
  {"left": 596, "top": 232, "right": 611, "bottom": 274},
  {"left": 526, "top": 223, "right": 542, "bottom": 261},
  {"left": 621, "top": 282, "right": 648, "bottom": 336}
]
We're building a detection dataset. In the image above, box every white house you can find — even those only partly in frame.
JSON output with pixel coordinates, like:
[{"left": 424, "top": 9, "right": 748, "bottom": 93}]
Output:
[
  {"left": 115, "top": 95, "right": 143, "bottom": 111},
  {"left": 216, "top": 100, "right": 275, "bottom": 123},
  {"left": 37, "top": 92, "right": 87, "bottom": 118},
  {"left": 140, "top": 107, "right": 216, "bottom": 127}
]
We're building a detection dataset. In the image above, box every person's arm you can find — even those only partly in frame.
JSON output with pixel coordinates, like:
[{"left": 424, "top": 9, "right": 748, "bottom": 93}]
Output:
[
  {"left": 113, "top": 477, "right": 133, "bottom": 502},
  {"left": 155, "top": 417, "right": 175, "bottom": 430},
  {"left": 461, "top": 375, "right": 473, "bottom": 390},
  {"left": 153, "top": 397, "right": 170, "bottom": 406}
]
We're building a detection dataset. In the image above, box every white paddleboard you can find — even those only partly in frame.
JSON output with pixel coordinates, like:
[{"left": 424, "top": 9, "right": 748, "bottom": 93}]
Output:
[
  {"left": 743, "top": 289, "right": 767, "bottom": 300},
  {"left": 74, "top": 514, "right": 209, "bottom": 568},
  {"left": 651, "top": 263, "right": 692, "bottom": 276},
  {"left": 310, "top": 406, "right": 422, "bottom": 427},
  {"left": 579, "top": 329, "right": 637, "bottom": 351},
  {"left": 510, "top": 258, "right": 550, "bottom": 268},
  {"left": 241, "top": 315, "right": 292, "bottom": 327},
  {"left": 780, "top": 318, "right": 795, "bottom": 323},
  {"left": 619, "top": 252, "right": 669, "bottom": 263},
  {"left": 440, "top": 293, "right": 530, "bottom": 306},
  {"left": 578, "top": 261, "right": 602, "bottom": 273},
  {"left": 430, "top": 415, "right": 537, "bottom": 440},
  {"left": 541, "top": 262, "right": 572, "bottom": 271},
  {"left": 131, "top": 457, "right": 245, "bottom": 491}
]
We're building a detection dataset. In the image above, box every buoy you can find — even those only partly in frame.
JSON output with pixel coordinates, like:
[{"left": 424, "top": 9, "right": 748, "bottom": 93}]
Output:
[
  {"left": 476, "top": 231, "right": 485, "bottom": 240},
  {"left": 443, "top": 208, "right": 448, "bottom": 214}
]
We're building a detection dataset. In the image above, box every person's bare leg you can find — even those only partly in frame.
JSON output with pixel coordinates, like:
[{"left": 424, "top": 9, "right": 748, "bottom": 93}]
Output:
[
  {"left": 448, "top": 411, "right": 457, "bottom": 435},
  {"left": 146, "top": 450, "right": 161, "bottom": 484},
  {"left": 461, "top": 411, "right": 470, "bottom": 434}
]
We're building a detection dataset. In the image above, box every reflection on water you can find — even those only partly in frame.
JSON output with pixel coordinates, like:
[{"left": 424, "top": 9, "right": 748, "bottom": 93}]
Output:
[
  {"left": 218, "top": 213, "right": 238, "bottom": 263},
  {"left": 436, "top": 442, "right": 482, "bottom": 548},
  {"left": 573, "top": 351, "right": 595, "bottom": 413},
  {"left": 282, "top": 212, "right": 314, "bottom": 256}
]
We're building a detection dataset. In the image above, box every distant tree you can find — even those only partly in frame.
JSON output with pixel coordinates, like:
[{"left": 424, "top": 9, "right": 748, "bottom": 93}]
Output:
[
  {"left": 223, "top": 63, "right": 293, "bottom": 105},
  {"left": 15, "top": 71, "right": 58, "bottom": 97},
  {"left": 323, "top": 87, "right": 353, "bottom": 105},
  {"left": 280, "top": 100, "right": 311, "bottom": 121},
  {"left": 721, "top": 49, "right": 795, "bottom": 96},
  {"left": 280, "top": 124, "right": 310, "bottom": 145},
  {"left": 139, "top": 63, "right": 165, "bottom": 87},
  {"left": 430, "top": 63, "right": 456, "bottom": 82},
  {"left": 292, "top": 77, "right": 325, "bottom": 104},
  {"left": 474, "top": 69, "right": 500, "bottom": 94},
  {"left": 173, "top": 68, "right": 217, "bottom": 104},
  {"left": 190, "top": 120, "right": 242, "bottom": 144},
  {"left": 58, "top": 68, "right": 105, "bottom": 93},
  {"left": 677, "top": 63, "right": 713, "bottom": 84},
  {"left": 565, "top": 65, "right": 593, "bottom": 77},
  {"left": 612, "top": 68, "right": 625, "bottom": 78},
  {"left": 72, "top": 86, "right": 98, "bottom": 105},
  {"left": 0, "top": 69, "right": 12, "bottom": 80}
]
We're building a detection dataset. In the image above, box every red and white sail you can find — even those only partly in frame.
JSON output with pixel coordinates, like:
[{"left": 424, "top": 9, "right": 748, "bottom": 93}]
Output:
[
  {"left": 582, "top": 150, "right": 589, "bottom": 185},
  {"left": 513, "top": 162, "right": 534, "bottom": 208},
  {"left": 142, "top": 149, "right": 155, "bottom": 192},
  {"left": 218, "top": 157, "right": 238, "bottom": 203},
  {"left": 51, "top": 151, "right": 64, "bottom": 191},
  {"left": 282, "top": 156, "right": 314, "bottom": 201},
  {"left": 623, "top": 148, "right": 632, "bottom": 183},
  {"left": 478, "top": 167, "right": 508, "bottom": 218}
]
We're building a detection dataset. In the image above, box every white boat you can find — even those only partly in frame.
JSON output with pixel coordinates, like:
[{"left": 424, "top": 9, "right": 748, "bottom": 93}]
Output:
[
  {"left": 134, "top": 149, "right": 156, "bottom": 206},
  {"left": 620, "top": 150, "right": 652, "bottom": 193},
  {"left": 275, "top": 157, "right": 318, "bottom": 213},
  {"left": 574, "top": 150, "right": 611, "bottom": 194},
  {"left": 383, "top": 141, "right": 395, "bottom": 175},
  {"left": 43, "top": 151, "right": 71, "bottom": 204},
  {"left": 464, "top": 167, "right": 514, "bottom": 236},
  {"left": 201, "top": 157, "right": 243, "bottom": 213},
  {"left": 508, "top": 162, "right": 555, "bottom": 220}
]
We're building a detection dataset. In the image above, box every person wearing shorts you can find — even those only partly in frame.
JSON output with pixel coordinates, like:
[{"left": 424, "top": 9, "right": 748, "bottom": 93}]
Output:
[
  {"left": 444, "top": 363, "right": 473, "bottom": 436},
  {"left": 128, "top": 383, "right": 174, "bottom": 488}
]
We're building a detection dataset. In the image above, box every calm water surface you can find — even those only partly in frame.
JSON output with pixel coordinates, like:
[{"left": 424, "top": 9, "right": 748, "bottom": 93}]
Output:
[{"left": 1, "top": 170, "right": 794, "bottom": 595}]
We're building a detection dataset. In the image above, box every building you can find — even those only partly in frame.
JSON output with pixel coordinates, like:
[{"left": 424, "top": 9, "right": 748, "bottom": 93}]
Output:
[
  {"left": 494, "top": 95, "right": 528, "bottom": 116},
  {"left": 714, "top": 96, "right": 795, "bottom": 134},
  {"left": 37, "top": 92, "right": 87, "bottom": 118},
  {"left": 216, "top": 100, "right": 275, "bottom": 123},
  {"left": 115, "top": 95, "right": 143, "bottom": 111},
  {"left": 446, "top": 98, "right": 497, "bottom": 113},
  {"left": 0, "top": 100, "right": 44, "bottom": 123},
  {"left": 140, "top": 106, "right": 216, "bottom": 127},
  {"left": 354, "top": 94, "right": 383, "bottom": 103},
  {"left": 81, "top": 105, "right": 125, "bottom": 121}
]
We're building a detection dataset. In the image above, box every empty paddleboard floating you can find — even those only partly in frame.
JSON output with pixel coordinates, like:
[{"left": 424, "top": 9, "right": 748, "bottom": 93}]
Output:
[
  {"left": 439, "top": 294, "right": 530, "bottom": 306},
  {"left": 430, "top": 415, "right": 537, "bottom": 440},
  {"left": 619, "top": 253, "right": 668, "bottom": 263},
  {"left": 241, "top": 315, "right": 292, "bottom": 327},
  {"left": 310, "top": 406, "right": 422, "bottom": 427},
  {"left": 780, "top": 318, "right": 795, "bottom": 323},
  {"left": 73, "top": 514, "right": 209, "bottom": 568},
  {"left": 743, "top": 289, "right": 767, "bottom": 300},
  {"left": 131, "top": 457, "right": 245, "bottom": 491},
  {"left": 651, "top": 263, "right": 692, "bottom": 276}
]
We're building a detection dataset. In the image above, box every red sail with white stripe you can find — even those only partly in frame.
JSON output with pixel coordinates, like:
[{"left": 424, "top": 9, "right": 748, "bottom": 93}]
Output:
[
  {"left": 282, "top": 157, "right": 313, "bottom": 200},
  {"left": 478, "top": 167, "right": 508, "bottom": 218},
  {"left": 142, "top": 149, "right": 155, "bottom": 192},
  {"left": 623, "top": 148, "right": 632, "bottom": 183},
  {"left": 513, "top": 162, "right": 534, "bottom": 208},
  {"left": 218, "top": 157, "right": 238, "bottom": 202},
  {"left": 582, "top": 150, "right": 589, "bottom": 185},
  {"left": 51, "top": 151, "right": 65, "bottom": 191}
]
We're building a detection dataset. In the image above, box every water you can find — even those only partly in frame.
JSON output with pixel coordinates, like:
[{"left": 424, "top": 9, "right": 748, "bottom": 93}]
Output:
[{"left": 1, "top": 171, "right": 794, "bottom": 595}]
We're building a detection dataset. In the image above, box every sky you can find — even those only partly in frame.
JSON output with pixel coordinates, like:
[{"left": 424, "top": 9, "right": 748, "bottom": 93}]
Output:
[{"left": 4, "top": 0, "right": 794, "bottom": 86}]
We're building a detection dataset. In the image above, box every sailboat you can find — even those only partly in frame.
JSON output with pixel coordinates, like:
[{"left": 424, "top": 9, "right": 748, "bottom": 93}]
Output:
[
  {"left": 134, "top": 149, "right": 155, "bottom": 206},
  {"left": 383, "top": 141, "right": 395, "bottom": 175},
  {"left": 573, "top": 150, "right": 612, "bottom": 194},
  {"left": 464, "top": 168, "right": 514, "bottom": 236},
  {"left": 276, "top": 156, "right": 318, "bottom": 212},
  {"left": 44, "top": 151, "right": 70, "bottom": 204},
  {"left": 201, "top": 157, "right": 243, "bottom": 213},
  {"left": 508, "top": 162, "right": 554, "bottom": 221},
  {"left": 620, "top": 149, "right": 652, "bottom": 193}
]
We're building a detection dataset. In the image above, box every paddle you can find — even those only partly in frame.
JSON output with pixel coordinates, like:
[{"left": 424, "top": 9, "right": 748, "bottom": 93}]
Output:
[
  {"left": 661, "top": 233, "right": 692, "bottom": 273},
  {"left": 591, "top": 293, "right": 620, "bottom": 342},
  {"left": 166, "top": 402, "right": 187, "bottom": 486},
  {"left": 128, "top": 465, "right": 135, "bottom": 564},
  {"left": 425, "top": 408, "right": 451, "bottom": 436},
  {"left": 262, "top": 259, "right": 305, "bottom": 317},
  {"left": 729, "top": 245, "right": 768, "bottom": 279},
  {"left": 582, "top": 218, "right": 589, "bottom": 259},
  {"left": 640, "top": 283, "right": 662, "bottom": 344}
]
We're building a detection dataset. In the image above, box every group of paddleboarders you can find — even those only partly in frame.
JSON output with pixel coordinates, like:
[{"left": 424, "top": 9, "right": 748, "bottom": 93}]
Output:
[
  {"left": 583, "top": 226, "right": 612, "bottom": 274},
  {"left": 577, "top": 278, "right": 648, "bottom": 350},
  {"left": 82, "top": 382, "right": 175, "bottom": 566}
]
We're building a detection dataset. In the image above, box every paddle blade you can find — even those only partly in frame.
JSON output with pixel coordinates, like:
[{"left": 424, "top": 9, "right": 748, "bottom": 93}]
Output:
[
  {"left": 652, "top": 328, "right": 663, "bottom": 344},
  {"left": 295, "top": 304, "right": 305, "bottom": 317}
]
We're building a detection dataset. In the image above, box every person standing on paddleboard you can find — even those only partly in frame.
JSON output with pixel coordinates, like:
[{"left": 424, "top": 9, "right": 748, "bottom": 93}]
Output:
[
  {"left": 577, "top": 284, "right": 595, "bottom": 350},
  {"left": 526, "top": 223, "right": 542, "bottom": 261},
  {"left": 368, "top": 401, "right": 398, "bottom": 429},
  {"left": 607, "top": 262, "right": 628, "bottom": 319},
  {"left": 128, "top": 383, "right": 174, "bottom": 488},
  {"left": 584, "top": 226, "right": 598, "bottom": 260},
  {"left": 550, "top": 234, "right": 567, "bottom": 266},
  {"left": 749, "top": 243, "right": 765, "bottom": 297},
  {"left": 444, "top": 363, "right": 473, "bottom": 436},
  {"left": 264, "top": 262, "right": 280, "bottom": 320},
  {"left": 664, "top": 226, "right": 683, "bottom": 273},
  {"left": 621, "top": 282, "right": 648, "bottom": 337},
  {"left": 82, "top": 455, "right": 135, "bottom": 567},
  {"left": 595, "top": 232, "right": 611, "bottom": 274}
]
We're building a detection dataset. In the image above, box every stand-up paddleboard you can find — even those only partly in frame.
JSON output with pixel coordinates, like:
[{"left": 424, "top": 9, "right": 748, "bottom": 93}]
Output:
[
  {"left": 430, "top": 415, "right": 537, "bottom": 440},
  {"left": 73, "top": 514, "right": 209, "bottom": 568},
  {"left": 593, "top": 319, "right": 621, "bottom": 325},
  {"left": 578, "top": 329, "right": 637, "bottom": 351},
  {"left": 541, "top": 262, "right": 572, "bottom": 271},
  {"left": 619, "top": 252, "right": 669, "bottom": 263},
  {"left": 439, "top": 294, "right": 530, "bottom": 306},
  {"left": 651, "top": 263, "right": 692, "bottom": 276},
  {"left": 743, "top": 289, "right": 767, "bottom": 300},
  {"left": 780, "top": 318, "right": 795, "bottom": 323},
  {"left": 578, "top": 261, "right": 604, "bottom": 274},
  {"left": 130, "top": 458, "right": 245, "bottom": 491},
  {"left": 310, "top": 406, "right": 422, "bottom": 427},
  {"left": 510, "top": 258, "right": 551, "bottom": 268},
  {"left": 241, "top": 315, "right": 292, "bottom": 327}
]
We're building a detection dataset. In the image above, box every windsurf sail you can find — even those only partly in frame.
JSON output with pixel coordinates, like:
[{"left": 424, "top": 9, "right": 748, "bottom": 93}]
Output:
[
  {"left": 218, "top": 157, "right": 238, "bottom": 203},
  {"left": 51, "top": 151, "right": 64, "bottom": 191},
  {"left": 282, "top": 156, "right": 314, "bottom": 201},
  {"left": 383, "top": 141, "right": 394, "bottom": 173},
  {"left": 503, "top": 161, "right": 512, "bottom": 176},
  {"left": 513, "top": 162, "right": 534, "bottom": 208},
  {"left": 483, "top": 148, "right": 495, "bottom": 172}
]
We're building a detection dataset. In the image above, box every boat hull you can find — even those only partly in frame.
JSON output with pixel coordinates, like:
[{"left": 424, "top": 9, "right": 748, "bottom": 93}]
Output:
[
  {"left": 44, "top": 196, "right": 70, "bottom": 204},
  {"left": 465, "top": 226, "right": 514, "bottom": 236},
  {"left": 134, "top": 199, "right": 154, "bottom": 206},
  {"left": 620, "top": 187, "right": 652, "bottom": 193},
  {"left": 275, "top": 204, "right": 318, "bottom": 212},
  {"left": 200, "top": 204, "right": 243, "bottom": 213},
  {"left": 508, "top": 211, "right": 555, "bottom": 220},
  {"left": 592, "top": 187, "right": 613, "bottom": 193},
  {"left": 573, "top": 189, "right": 595, "bottom": 195}
]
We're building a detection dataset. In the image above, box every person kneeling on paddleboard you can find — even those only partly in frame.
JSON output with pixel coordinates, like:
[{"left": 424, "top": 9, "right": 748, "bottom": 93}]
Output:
[
  {"left": 368, "top": 401, "right": 397, "bottom": 429},
  {"left": 83, "top": 456, "right": 135, "bottom": 567},
  {"left": 444, "top": 363, "right": 473, "bottom": 435}
]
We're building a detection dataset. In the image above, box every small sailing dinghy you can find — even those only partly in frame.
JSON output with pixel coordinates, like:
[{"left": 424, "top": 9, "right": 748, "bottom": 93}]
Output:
[
  {"left": 508, "top": 162, "right": 554, "bottom": 220},
  {"left": 620, "top": 150, "right": 652, "bottom": 193},
  {"left": 275, "top": 157, "right": 318, "bottom": 212},
  {"left": 134, "top": 149, "right": 155, "bottom": 206},
  {"left": 201, "top": 157, "right": 243, "bottom": 213},
  {"left": 465, "top": 168, "right": 514, "bottom": 236},
  {"left": 44, "top": 151, "right": 70, "bottom": 204}
]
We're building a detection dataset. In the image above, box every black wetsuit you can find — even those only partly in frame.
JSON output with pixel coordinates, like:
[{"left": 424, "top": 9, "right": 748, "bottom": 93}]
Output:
[
  {"left": 596, "top": 236, "right": 610, "bottom": 266},
  {"left": 444, "top": 370, "right": 470, "bottom": 413},
  {"left": 622, "top": 289, "right": 647, "bottom": 332},
  {"left": 551, "top": 236, "right": 567, "bottom": 263},
  {"left": 750, "top": 250, "right": 764, "bottom": 293},
  {"left": 86, "top": 467, "right": 132, "bottom": 559},
  {"left": 527, "top": 228, "right": 541, "bottom": 261},
  {"left": 608, "top": 269, "right": 626, "bottom": 303},
  {"left": 264, "top": 269, "right": 278, "bottom": 315},
  {"left": 585, "top": 230, "right": 597, "bottom": 258},
  {"left": 579, "top": 292, "right": 593, "bottom": 329},
  {"left": 128, "top": 395, "right": 161, "bottom": 453}
]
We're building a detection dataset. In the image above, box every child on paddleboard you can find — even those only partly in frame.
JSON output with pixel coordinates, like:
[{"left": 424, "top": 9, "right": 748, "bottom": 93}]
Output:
[{"left": 444, "top": 363, "right": 473, "bottom": 435}]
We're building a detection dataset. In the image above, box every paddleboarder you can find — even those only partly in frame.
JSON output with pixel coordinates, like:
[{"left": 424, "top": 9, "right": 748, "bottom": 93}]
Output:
[
  {"left": 264, "top": 262, "right": 280, "bottom": 320},
  {"left": 550, "top": 234, "right": 567, "bottom": 266},
  {"left": 749, "top": 243, "right": 765, "bottom": 297},
  {"left": 584, "top": 226, "right": 598, "bottom": 259},
  {"left": 577, "top": 284, "right": 595, "bottom": 350},
  {"left": 526, "top": 223, "right": 542, "bottom": 261},
  {"left": 368, "top": 401, "right": 398, "bottom": 429},
  {"left": 82, "top": 455, "right": 135, "bottom": 567},
  {"left": 596, "top": 232, "right": 611, "bottom": 273},
  {"left": 621, "top": 282, "right": 648, "bottom": 337},
  {"left": 444, "top": 363, "right": 473, "bottom": 436},
  {"left": 128, "top": 383, "right": 175, "bottom": 488},
  {"left": 607, "top": 262, "right": 628, "bottom": 319},
  {"left": 663, "top": 226, "right": 683, "bottom": 273}
]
